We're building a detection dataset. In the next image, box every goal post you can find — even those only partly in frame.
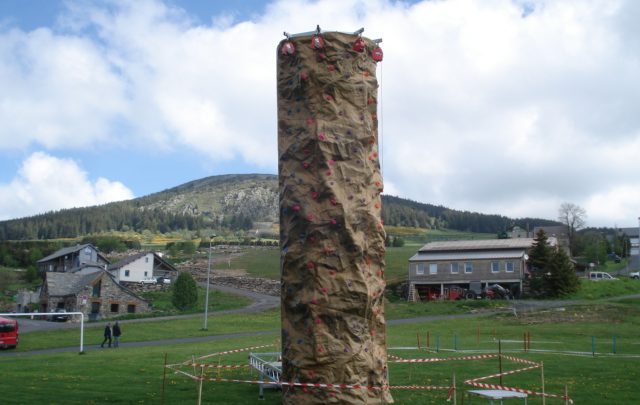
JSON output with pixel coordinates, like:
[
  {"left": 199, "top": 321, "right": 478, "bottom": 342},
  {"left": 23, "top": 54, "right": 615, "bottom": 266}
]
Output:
[{"left": 0, "top": 312, "right": 86, "bottom": 353}]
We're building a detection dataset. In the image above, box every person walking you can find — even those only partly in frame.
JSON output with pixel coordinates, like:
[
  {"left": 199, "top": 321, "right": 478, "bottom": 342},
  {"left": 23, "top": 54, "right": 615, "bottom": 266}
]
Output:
[
  {"left": 112, "top": 321, "right": 121, "bottom": 348},
  {"left": 101, "top": 323, "right": 112, "bottom": 348}
]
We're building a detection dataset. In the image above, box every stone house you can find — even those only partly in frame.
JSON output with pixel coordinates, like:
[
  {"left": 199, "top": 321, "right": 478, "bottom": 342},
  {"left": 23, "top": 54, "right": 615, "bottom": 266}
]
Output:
[
  {"left": 40, "top": 270, "right": 150, "bottom": 320},
  {"left": 37, "top": 244, "right": 109, "bottom": 274}
]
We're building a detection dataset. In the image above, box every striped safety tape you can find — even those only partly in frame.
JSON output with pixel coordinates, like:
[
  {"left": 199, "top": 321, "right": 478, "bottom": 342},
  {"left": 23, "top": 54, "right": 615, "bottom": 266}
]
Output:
[
  {"left": 389, "top": 354, "right": 498, "bottom": 363},
  {"left": 463, "top": 380, "right": 572, "bottom": 401}
]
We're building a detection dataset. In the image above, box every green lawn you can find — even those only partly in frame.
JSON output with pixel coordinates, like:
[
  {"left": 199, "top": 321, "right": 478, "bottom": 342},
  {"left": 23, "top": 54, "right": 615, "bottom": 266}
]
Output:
[
  {"left": 215, "top": 244, "right": 418, "bottom": 283},
  {"left": 568, "top": 278, "right": 640, "bottom": 300},
  {"left": 140, "top": 286, "right": 251, "bottom": 315},
  {"left": 2, "top": 301, "right": 640, "bottom": 404}
]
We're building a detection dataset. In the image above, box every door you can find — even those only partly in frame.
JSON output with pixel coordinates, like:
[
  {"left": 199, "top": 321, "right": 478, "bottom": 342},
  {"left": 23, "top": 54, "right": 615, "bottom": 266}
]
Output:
[{"left": 90, "top": 302, "right": 101, "bottom": 321}]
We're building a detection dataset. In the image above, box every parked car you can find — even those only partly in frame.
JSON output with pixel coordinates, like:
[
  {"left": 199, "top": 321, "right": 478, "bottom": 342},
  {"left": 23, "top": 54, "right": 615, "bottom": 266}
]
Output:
[
  {"left": 607, "top": 253, "right": 621, "bottom": 263},
  {"left": 139, "top": 277, "right": 157, "bottom": 285},
  {"left": 49, "top": 308, "right": 70, "bottom": 322},
  {"left": 0, "top": 316, "right": 19, "bottom": 349},
  {"left": 156, "top": 277, "right": 171, "bottom": 284},
  {"left": 588, "top": 271, "right": 618, "bottom": 281},
  {"left": 630, "top": 271, "right": 639, "bottom": 279}
]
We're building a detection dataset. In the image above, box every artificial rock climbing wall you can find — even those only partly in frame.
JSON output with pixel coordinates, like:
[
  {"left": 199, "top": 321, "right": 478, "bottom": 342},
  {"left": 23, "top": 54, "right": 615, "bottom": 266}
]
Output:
[{"left": 277, "top": 30, "right": 392, "bottom": 404}]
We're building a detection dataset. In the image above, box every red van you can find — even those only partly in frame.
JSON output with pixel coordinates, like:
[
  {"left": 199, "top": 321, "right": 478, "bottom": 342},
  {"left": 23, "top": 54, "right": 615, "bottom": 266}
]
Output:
[{"left": 0, "top": 316, "right": 19, "bottom": 349}]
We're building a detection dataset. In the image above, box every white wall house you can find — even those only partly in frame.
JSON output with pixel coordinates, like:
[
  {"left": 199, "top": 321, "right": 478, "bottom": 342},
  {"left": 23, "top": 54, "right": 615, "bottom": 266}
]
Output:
[{"left": 108, "top": 252, "right": 177, "bottom": 283}]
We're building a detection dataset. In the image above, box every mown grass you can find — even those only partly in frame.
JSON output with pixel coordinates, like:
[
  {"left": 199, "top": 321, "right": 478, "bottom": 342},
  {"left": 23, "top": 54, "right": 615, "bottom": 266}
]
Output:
[
  {"left": 568, "top": 278, "right": 640, "bottom": 300},
  {"left": 217, "top": 244, "right": 418, "bottom": 283},
  {"left": 140, "top": 286, "right": 251, "bottom": 315},
  {"left": 15, "top": 308, "right": 280, "bottom": 352},
  {"left": 2, "top": 302, "right": 640, "bottom": 404},
  {"left": 211, "top": 247, "right": 280, "bottom": 279}
]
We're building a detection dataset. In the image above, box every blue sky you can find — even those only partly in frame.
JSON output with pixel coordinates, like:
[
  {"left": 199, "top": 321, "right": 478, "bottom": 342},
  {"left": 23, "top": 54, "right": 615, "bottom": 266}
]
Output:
[{"left": 1, "top": 0, "right": 639, "bottom": 227}]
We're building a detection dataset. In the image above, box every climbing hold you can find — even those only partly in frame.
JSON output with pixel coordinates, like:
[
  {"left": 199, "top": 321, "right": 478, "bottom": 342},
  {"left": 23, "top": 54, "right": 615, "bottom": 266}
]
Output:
[
  {"left": 352, "top": 37, "right": 366, "bottom": 52},
  {"left": 310, "top": 34, "right": 325, "bottom": 50},
  {"left": 281, "top": 41, "right": 296, "bottom": 56},
  {"left": 371, "top": 46, "right": 383, "bottom": 62}
]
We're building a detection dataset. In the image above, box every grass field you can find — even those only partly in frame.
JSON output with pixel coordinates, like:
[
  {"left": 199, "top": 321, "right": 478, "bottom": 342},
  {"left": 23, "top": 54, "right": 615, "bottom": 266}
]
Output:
[
  {"left": 2, "top": 299, "right": 640, "bottom": 404},
  {"left": 210, "top": 244, "right": 419, "bottom": 283},
  {"left": 3, "top": 234, "right": 640, "bottom": 403}
]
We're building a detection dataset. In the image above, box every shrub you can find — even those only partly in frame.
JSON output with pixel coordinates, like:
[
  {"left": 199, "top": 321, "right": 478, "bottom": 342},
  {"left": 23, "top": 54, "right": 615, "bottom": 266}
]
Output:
[{"left": 172, "top": 272, "right": 198, "bottom": 311}]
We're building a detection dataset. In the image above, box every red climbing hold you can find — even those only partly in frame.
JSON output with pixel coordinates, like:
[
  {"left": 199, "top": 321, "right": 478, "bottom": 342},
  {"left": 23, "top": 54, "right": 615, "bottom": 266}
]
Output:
[
  {"left": 372, "top": 46, "right": 383, "bottom": 62},
  {"left": 352, "top": 37, "right": 366, "bottom": 52},
  {"left": 281, "top": 41, "right": 295, "bottom": 56},
  {"left": 310, "top": 34, "right": 325, "bottom": 50}
]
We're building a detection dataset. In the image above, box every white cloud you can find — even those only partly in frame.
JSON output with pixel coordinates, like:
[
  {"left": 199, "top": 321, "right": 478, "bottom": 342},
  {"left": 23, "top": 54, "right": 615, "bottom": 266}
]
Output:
[
  {"left": 0, "top": 27, "right": 127, "bottom": 149},
  {"left": 0, "top": 152, "right": 134, "bottom": 220},
  {"left": 0, "top": 0, "right": 639, "bottom": 226}
]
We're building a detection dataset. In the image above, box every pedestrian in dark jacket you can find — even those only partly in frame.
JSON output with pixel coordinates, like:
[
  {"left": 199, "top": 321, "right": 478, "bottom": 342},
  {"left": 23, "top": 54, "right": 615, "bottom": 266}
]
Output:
[
  {"left": 112, "top": 321, "right": 121, "bottom": 348},
  {"left": 101, "top": 323, "right": 112, "bottom": 348}
]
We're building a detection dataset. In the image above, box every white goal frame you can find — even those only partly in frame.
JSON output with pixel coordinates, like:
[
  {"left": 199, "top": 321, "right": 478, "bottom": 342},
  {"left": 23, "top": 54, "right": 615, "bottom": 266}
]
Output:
[{"left": 0, "top": 312, "right": 85, "bottom": 353}]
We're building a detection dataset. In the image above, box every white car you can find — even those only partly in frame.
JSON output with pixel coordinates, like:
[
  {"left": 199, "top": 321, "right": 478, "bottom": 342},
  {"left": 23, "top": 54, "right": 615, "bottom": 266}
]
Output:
[
  {"left": 139, "top": 277, "right": 157, "bottom": 285},
  {"left": 588, "top": 271, "right": 617, "bottom": 281},
  {"left": 156, "top": 277, "right": 171, "bottom": 284},
  {"left": 630, "top": 271, "right": 639, "bottom": 279}
]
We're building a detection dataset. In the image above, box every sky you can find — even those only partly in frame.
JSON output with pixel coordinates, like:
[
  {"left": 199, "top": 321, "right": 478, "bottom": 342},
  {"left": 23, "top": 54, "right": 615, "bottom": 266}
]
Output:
[{"left": 0, "top": 0, "right": 638, "bottom": 228}]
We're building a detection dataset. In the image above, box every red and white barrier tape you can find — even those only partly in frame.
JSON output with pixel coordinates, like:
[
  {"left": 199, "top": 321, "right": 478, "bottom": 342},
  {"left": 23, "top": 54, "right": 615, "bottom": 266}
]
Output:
[
  {"left": 467, "top": 364, "right": 540, "bottom": 383},
  {"left": 194, "top": 364, "right": 250, "bottom": 369},
  {"left": 464, "top": 380, "right": 571, "bottom": 401},
  {"left": 197, "top": 344, "right": 274, "bottom": 360},
  {"left": 389, "top": 354, "right": 498, "bottom": 363},
  {"left": 389, "top": 385, "right": 451, "bottom": 391},
  {"left": 500, "top": 354, "right": 539, "bottom": 366}
]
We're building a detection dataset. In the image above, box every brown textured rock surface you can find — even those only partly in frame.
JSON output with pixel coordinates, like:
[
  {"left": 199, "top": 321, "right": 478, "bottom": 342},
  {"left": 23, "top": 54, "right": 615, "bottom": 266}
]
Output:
[{"left": 278, "top": 31, "right": 392, "bottom": 404}]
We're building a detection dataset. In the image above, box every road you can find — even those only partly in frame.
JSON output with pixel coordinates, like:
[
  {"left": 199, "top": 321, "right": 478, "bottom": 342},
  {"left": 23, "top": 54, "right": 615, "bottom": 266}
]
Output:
[{"left": 14, "top": 283, "right": 279, "bottom": 334}]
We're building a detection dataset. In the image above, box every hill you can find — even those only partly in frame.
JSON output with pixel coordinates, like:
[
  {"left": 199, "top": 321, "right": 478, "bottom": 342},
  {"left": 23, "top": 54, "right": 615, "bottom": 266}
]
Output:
[{"left": 0, "top": 173, "right": 558, "bottom": 240}]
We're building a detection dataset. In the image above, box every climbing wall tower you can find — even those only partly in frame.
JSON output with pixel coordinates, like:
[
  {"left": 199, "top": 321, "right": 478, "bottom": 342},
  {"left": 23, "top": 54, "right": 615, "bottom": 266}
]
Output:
[{"left": 277, "top": 28, "right": 392, "bottom": 404}]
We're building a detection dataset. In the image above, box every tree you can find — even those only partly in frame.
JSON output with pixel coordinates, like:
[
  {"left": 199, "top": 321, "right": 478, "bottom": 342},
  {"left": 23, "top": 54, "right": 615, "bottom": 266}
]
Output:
[
  {"left": 544, "top": 248, "right": 579, "bottom": 297},
  {"left": 24, "top": 266, "right": 39, "bottom": 283},
  {"left": 172, "top": 272, "right": 198, "bottom": 311},
  {"left": 527, "top": 229, "right": 553, "bottom": 296},
  {"left": 527, "top": 229, "right": 579, "bottom": 297},
  {"left": 558, "top": 202, "right": 586, "bottom": 255}
]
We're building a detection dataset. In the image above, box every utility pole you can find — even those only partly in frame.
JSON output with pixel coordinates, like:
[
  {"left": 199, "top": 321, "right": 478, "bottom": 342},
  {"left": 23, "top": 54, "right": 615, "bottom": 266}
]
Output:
[{"left": 203, "top": 234, "right": 215, "bottom": 331}]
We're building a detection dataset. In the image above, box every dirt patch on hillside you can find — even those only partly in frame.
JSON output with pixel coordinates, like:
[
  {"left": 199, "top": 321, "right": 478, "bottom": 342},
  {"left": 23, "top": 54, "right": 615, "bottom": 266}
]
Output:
[
  {"left": 178, "top": 257, "right": 280, "bottom": 297},
  {"left": 507, "top": 304, "right": 630, "bottom": 325}
]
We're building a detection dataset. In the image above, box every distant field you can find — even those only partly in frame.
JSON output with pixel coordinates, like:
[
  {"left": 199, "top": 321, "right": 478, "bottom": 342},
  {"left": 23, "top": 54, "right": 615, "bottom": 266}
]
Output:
[
  {"left": 385, "top": 226, "right": 496, "bottom": 244},
  {"left": 211, "top": 244, "right": 418, "bottom": 283}
]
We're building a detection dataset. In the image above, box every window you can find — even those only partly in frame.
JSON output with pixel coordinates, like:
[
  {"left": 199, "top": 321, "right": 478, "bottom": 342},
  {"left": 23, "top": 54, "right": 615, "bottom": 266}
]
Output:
[
  {"left": 464, "top": 262, "right": 473, "bottom": 274},
  {"left": 92, "top": 281, "right": 101, "bottom": 297},
  {"left": 127, "top": 304, "right": 136, "bottom": 314},
  {"left": 124, "top": 270, "right": 130, "bottom": 277},
  {"left": 144, "top": 271, "right": 148, "bottom": 277},
  {"left": 505, "top": 262, "right": 514, "bottom": 273},
  {"left": 110, "top": 303, "right": 119, "bottom": 313},
  {"left": 429, "top": 263, "right": 438, "bottom": 275},
  {"left": 450, "top": 263, "right": 459, "bottom": 274},
  {"left": 491, "top": 262, "right": 500, "bottom": 273},
  {"left": 416, "top": 264, "right": 425, "bottom": 275},
  {"left": 145, "top": 257, "right": 149, "bottom": 263}
]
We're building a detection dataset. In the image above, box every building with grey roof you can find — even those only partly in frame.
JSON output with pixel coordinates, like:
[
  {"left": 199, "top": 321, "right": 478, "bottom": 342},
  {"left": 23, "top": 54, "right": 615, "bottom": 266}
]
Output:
[
  {"left": 37, "top": 244, "right": 109, "bottom": 274},
  {"left": 407, "top": 238, "right": 557, "bottom": 301},
  {"left": 40, "top": 270, "right": 150, "bottom": 320}
]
